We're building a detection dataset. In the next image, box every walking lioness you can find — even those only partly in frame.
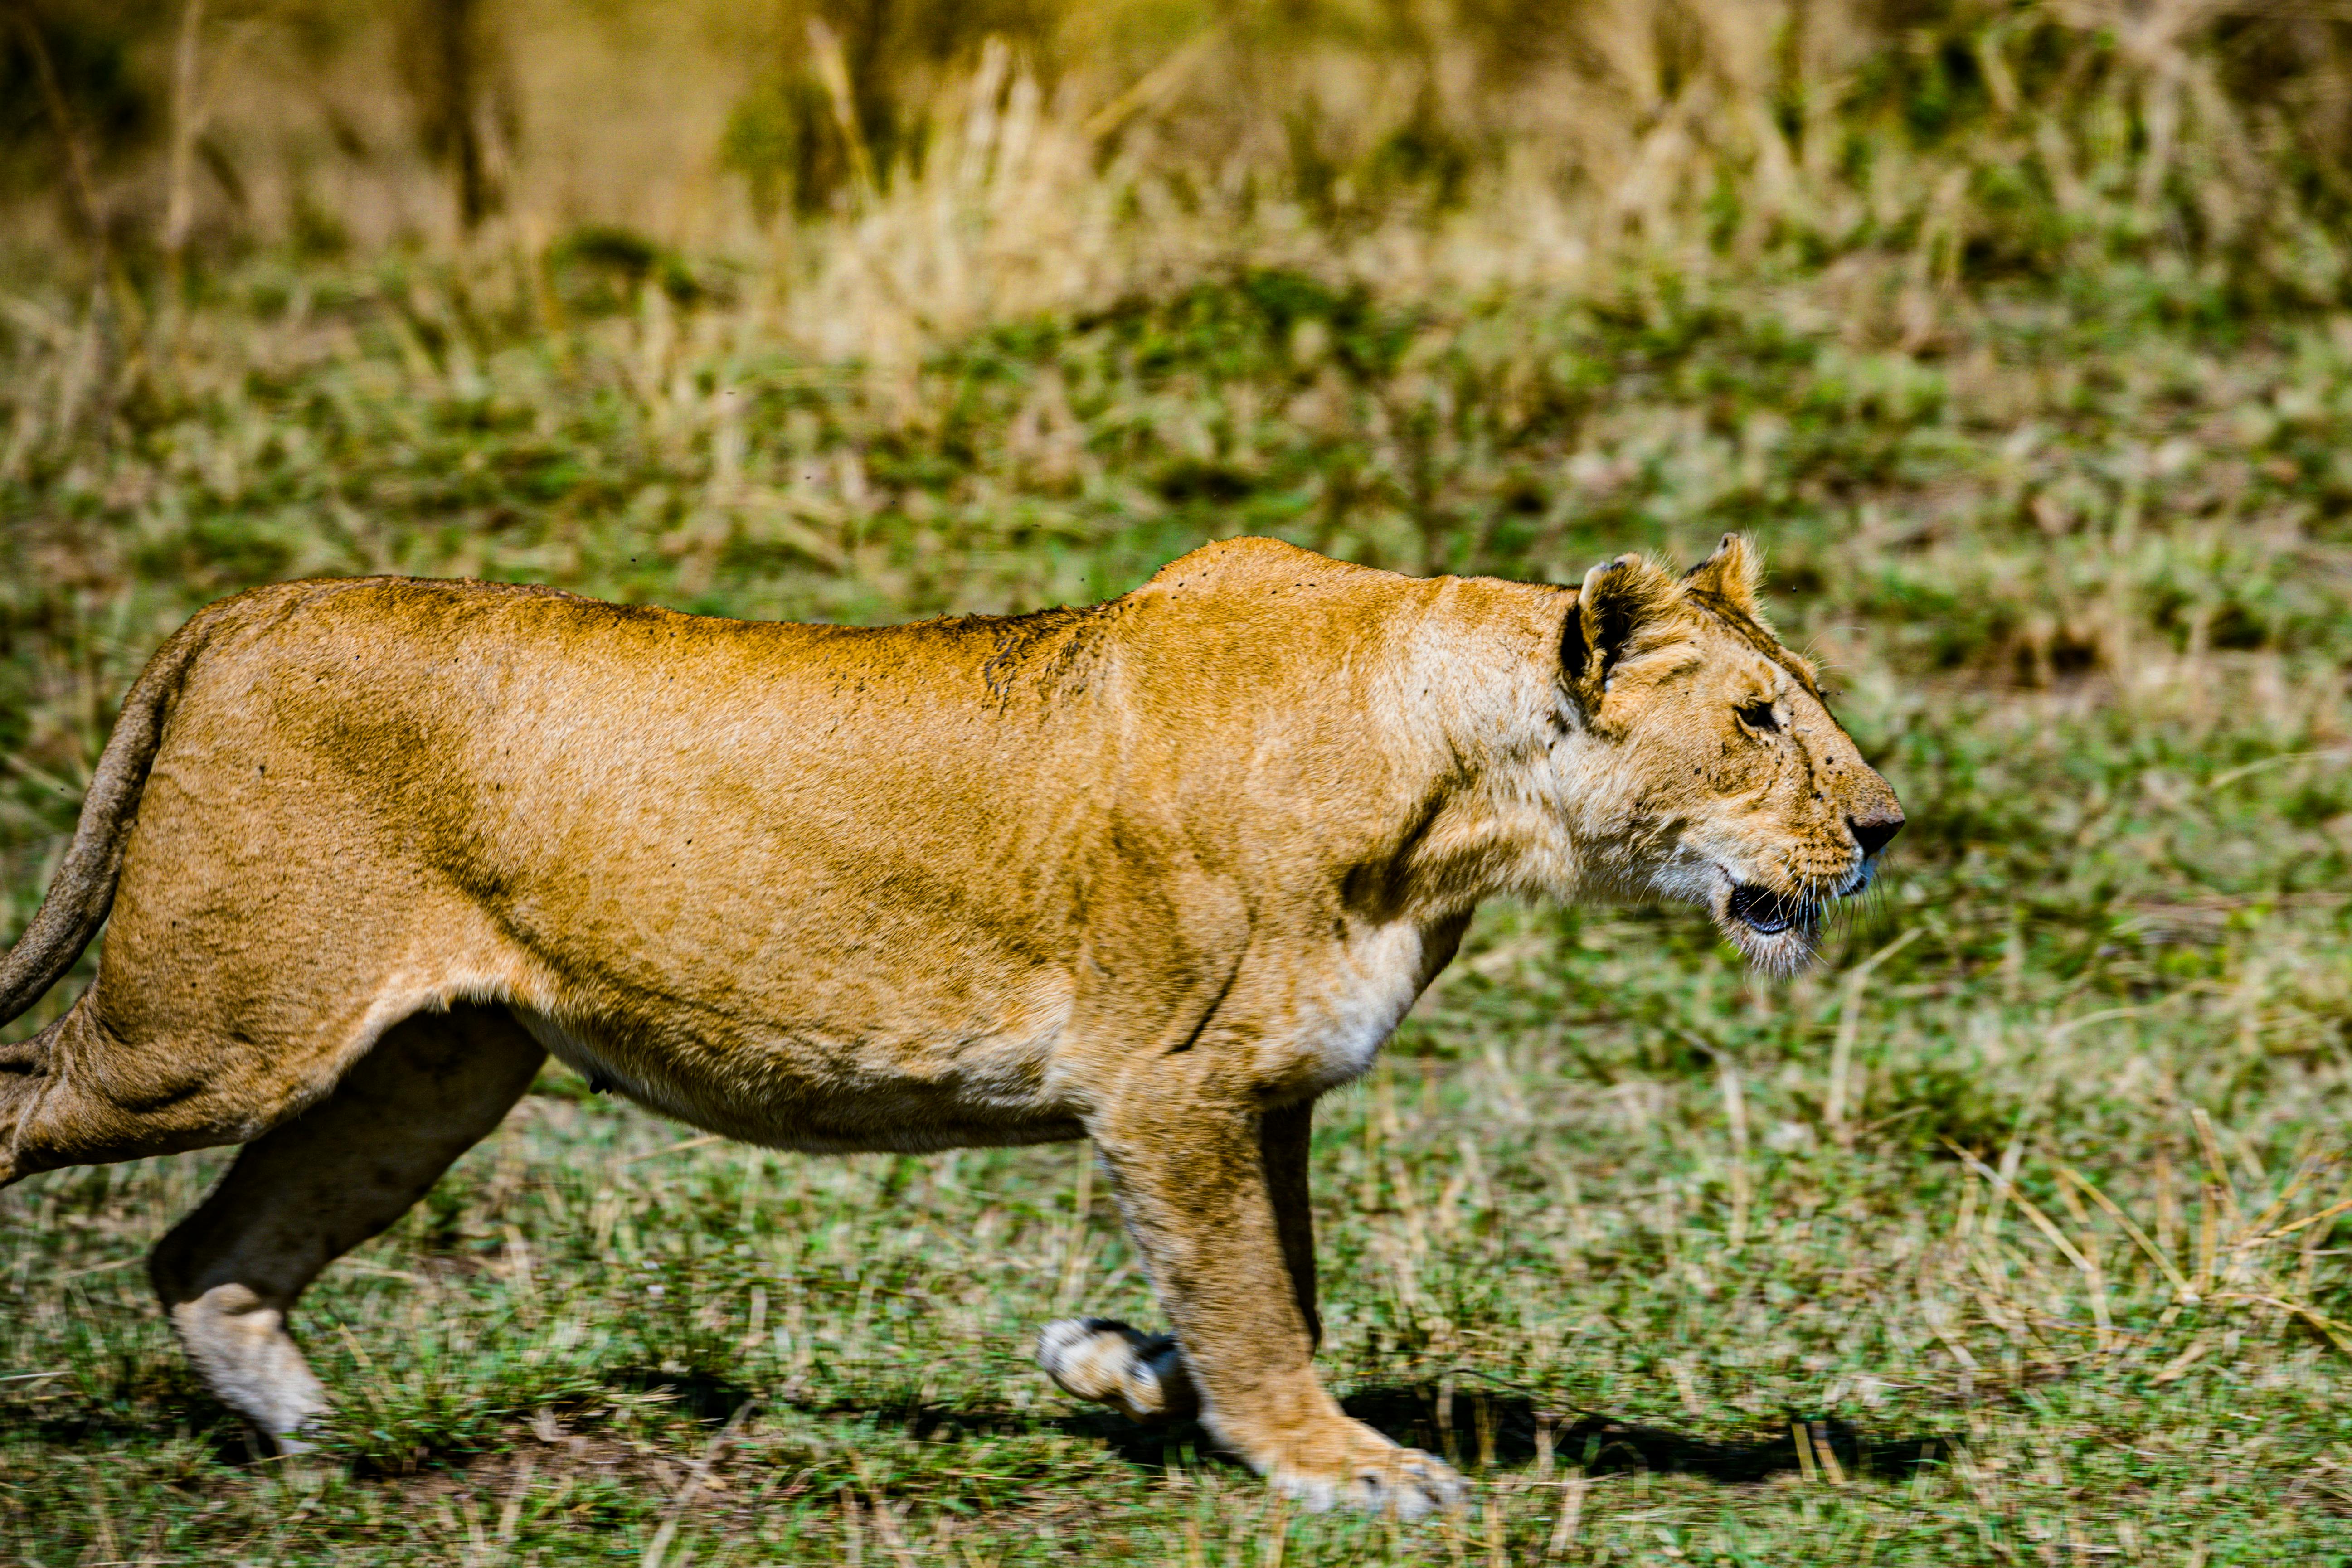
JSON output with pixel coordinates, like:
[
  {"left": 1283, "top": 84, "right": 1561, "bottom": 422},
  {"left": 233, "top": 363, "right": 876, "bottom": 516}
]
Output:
[{"left": 0, "top": 534, "right": 1897, "bottom": 1515}]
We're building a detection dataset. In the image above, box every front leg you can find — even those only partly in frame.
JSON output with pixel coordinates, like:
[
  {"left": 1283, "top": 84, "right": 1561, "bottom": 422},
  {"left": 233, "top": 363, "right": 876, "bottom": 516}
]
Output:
[
  {"left": 1036, "top": 1099, "right": 1318, "bottom": 1422},
  {"left": 1075, "top": 1090, "right": 1461, "bottom": 1517}
]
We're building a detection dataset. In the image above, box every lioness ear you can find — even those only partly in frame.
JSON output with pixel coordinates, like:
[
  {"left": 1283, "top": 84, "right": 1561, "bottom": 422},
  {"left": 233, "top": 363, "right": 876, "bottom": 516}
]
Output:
[
  {"left": 1682, "top": 532, "right": 1761, "bottom": 614},
  {"left": 1562, "top": 553, "right": 1678, "bottom": 698}
]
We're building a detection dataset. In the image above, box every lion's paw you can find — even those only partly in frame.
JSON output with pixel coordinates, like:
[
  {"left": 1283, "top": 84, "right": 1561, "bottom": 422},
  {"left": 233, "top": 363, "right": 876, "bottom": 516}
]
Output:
[
  {"left": 1035, "top": 1317, "right": 1199, "bottom": 1422},
  {"left": 1263, "top": 1425, "right": 1466, "bottom": 1521}
]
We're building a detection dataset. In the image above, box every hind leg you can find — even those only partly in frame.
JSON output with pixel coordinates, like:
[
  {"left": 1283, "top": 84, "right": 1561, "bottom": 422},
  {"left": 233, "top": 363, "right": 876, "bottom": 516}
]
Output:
[
  {"left": 0, "top": 995, "right": 267, "bottom": 1187},
  {"left": 148, "top": 1003, "right": 544, "bottom": 1447}
]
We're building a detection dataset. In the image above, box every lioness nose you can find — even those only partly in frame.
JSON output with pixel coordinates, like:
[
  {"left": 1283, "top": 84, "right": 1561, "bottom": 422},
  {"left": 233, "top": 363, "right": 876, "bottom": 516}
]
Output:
[{"left": 1849, "top": 811, "right": 1904, "bottom": 858}]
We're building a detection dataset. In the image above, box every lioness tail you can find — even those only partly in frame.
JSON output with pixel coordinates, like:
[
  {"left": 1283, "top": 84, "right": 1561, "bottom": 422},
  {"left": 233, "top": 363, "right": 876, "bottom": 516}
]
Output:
[{"left": 0, "top": 611, "right": 217, "bottom": 1028}]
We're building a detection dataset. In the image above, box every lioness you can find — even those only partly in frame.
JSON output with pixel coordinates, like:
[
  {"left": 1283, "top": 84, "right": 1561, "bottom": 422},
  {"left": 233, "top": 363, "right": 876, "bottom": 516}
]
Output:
[{"left": 0, "top": 534, "right": 1897, "bottom": 1515}]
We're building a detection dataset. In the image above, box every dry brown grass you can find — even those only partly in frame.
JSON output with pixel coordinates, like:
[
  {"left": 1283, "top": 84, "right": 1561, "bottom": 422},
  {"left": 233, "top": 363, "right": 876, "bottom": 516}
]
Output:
[{"left": 14, "top": 0, "right": 2352, "bottom": 364}]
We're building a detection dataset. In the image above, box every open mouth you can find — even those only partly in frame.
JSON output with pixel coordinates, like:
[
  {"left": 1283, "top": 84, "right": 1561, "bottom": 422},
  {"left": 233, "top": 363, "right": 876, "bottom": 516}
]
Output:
[{"left": 1727, "top": 883, "right": 1815, "bottom": 936}]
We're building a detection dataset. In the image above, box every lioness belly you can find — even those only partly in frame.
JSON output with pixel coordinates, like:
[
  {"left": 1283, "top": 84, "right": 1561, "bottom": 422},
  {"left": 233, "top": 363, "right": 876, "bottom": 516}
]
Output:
[{"left": 507, "top": 979, "right": 1086, "bottom": 1155}]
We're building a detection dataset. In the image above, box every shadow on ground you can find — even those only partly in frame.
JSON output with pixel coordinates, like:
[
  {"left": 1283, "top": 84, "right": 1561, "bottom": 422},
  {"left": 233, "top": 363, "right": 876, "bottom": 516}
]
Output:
[
  {"left": 615, "top": 1364, "right": 759, "bottom": 1423},
  {"left": 1044, "top": 1380, "right": 1954, "bottom": 1484},
  {"left": 60, "top": 1371, "right": 1950, "bottom": 1487}
]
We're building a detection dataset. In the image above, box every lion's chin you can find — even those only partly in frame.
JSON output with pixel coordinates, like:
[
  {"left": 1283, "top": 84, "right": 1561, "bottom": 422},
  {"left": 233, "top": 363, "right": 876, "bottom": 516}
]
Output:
[{"left": 1713, "top": 882, "right": 1825, "bottom": 977}]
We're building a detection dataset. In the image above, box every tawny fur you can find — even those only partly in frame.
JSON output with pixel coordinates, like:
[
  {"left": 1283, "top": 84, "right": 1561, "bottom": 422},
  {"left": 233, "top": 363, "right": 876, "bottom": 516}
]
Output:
[{"left": 0, "top": 534, "right": 1898, "bottom": 1515}]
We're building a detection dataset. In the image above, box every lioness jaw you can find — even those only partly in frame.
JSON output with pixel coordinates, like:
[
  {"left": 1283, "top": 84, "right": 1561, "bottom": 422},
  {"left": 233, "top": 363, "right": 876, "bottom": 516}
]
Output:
[{"left": 0, "top": 534, "right": 1897, "bottom": 1508}]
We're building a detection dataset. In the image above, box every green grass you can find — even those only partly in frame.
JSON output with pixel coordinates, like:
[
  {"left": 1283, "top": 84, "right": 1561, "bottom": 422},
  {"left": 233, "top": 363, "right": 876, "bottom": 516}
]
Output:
[{"left": 4, "top": 253, "right": 2352, "bottom": 1563}]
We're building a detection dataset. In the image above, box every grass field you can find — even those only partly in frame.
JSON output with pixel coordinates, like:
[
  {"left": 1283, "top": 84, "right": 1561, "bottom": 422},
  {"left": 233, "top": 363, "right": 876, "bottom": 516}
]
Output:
[{"left": 4, "top": 242, "right": 2352, "bottom": 1565}]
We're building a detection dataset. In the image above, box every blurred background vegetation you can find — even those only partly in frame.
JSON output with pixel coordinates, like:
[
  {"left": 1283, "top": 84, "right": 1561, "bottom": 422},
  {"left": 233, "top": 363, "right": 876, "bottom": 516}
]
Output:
[
  {"left": 6, "top": 2, "right": 2352, "bottom": 1563},
  {"left": 16, "top": 0, "right": 2352, "bottom": 340}
]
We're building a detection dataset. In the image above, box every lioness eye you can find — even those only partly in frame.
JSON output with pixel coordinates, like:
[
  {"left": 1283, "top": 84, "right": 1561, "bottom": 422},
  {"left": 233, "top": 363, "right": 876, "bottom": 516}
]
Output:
[{"left": 1737, "top": 699, "right": 1779, "bottom": 733}]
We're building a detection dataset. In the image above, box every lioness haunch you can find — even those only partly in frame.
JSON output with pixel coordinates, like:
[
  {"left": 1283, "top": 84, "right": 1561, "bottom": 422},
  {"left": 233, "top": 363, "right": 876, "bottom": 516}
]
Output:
[{"left": 0, "top": 534, "right": 1899, "bottom": 1515}]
